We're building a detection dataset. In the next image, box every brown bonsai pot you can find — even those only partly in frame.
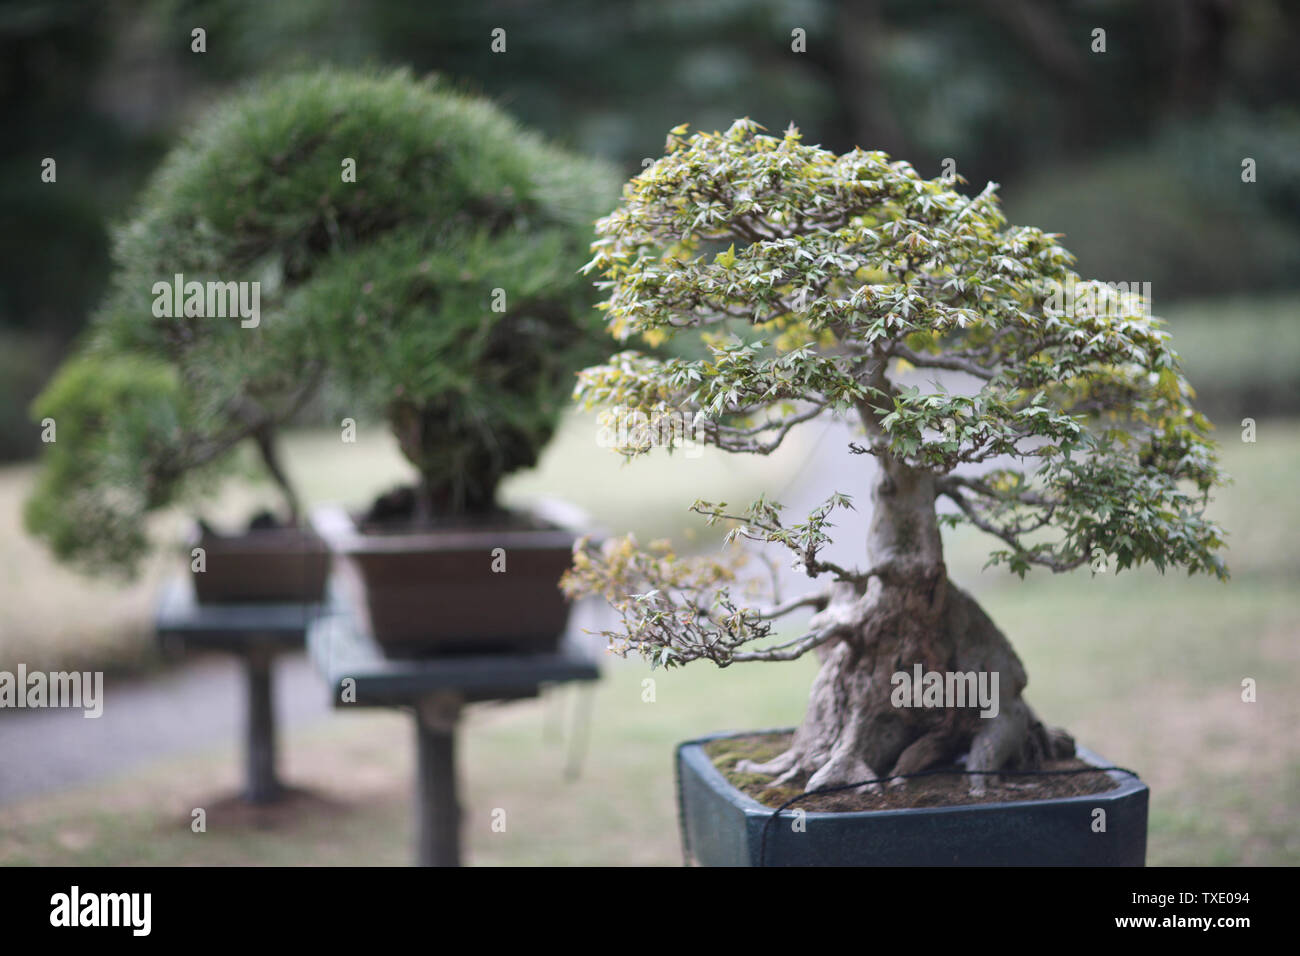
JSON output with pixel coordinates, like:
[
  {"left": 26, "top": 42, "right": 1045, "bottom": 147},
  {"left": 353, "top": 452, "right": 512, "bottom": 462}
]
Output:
[
  {"left": 312, "top": 500, "right": 590, "bottom": 657},
  {"left": 189, "top": 519, "right": 331, "bottom": 605}
]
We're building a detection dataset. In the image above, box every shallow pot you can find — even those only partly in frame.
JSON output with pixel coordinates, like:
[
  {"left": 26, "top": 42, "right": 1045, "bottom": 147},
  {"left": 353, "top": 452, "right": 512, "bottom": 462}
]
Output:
[
  {"left": 312, "top": 502, "right": 587, "bottom": 657},
  {"left": 189, "top": 523, "right": 330, "bottom": 605},
  {"left": 676, "top": 729, "right": 1149, "bottom": 867}
]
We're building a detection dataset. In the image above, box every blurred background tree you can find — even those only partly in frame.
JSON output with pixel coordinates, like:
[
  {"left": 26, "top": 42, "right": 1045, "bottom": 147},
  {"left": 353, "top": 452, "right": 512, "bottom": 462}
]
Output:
[{"left": 4, "top": 0, "right": 1299, "bottom": 460}]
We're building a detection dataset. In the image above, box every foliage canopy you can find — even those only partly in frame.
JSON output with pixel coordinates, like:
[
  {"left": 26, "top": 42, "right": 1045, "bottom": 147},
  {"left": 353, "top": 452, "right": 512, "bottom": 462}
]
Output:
[{"left": 566, "top": 120, "right": 1227, "bottom": 667}]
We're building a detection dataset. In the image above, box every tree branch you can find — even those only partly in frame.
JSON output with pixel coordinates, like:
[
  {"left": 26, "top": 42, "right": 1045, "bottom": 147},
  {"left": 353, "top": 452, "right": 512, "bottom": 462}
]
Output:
[
  {"left": 942, "top": 486, "right": 1088, "bottom": 572},
  {"left": 888, "top": 343, "right": 996, "bottom": 380},
  {"left": 756, "top": 590, "right": 831, "bottom": 620},
  {"left": 937, "top": 474, "right": 1057, "bottom": 508},
  {"left": 731, "top": 625, "right": 843, "bottom": 662},
  {"left": 712, "top": 404, "right": 828, "bottom": 454}
]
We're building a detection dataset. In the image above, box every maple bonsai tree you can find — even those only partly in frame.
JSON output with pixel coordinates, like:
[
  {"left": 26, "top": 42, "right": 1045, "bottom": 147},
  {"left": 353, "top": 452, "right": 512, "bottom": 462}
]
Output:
[{"left": 564, "top": 120, "right": 1227, "bottom": 794}]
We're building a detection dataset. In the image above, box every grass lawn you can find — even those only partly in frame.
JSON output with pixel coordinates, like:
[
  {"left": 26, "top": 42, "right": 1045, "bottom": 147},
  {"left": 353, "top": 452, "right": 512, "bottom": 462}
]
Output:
[
  {"left": 0, "top": 412, "right": 1295, "bottom": 866},
  {"left": 1159, "top": 293, "right": 1300, "bottom": 418}
]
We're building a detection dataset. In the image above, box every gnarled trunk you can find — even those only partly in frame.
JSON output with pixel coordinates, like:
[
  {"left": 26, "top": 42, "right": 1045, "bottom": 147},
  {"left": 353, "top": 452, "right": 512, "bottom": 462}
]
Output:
[
  {"left": 740, "top": 456, "right": 1073, "bottom": 793},
  {"left": 253, "top": 423, "right": 301, "bottom": 526}
]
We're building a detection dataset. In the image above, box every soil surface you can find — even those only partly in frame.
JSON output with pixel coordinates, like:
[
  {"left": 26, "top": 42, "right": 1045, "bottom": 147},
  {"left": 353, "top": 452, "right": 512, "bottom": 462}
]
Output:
[
  {"left": 191, "top": 786, "right": 350, "bottom": 831},
  {"left": 707, "top": 732, "right": 1119, "bottom": 812},
  {"left": 361, "top": 485, "right": 541, "bottom": 532},
  {"left": 197, "top": 509, "right": 297, "bottom": 537}
]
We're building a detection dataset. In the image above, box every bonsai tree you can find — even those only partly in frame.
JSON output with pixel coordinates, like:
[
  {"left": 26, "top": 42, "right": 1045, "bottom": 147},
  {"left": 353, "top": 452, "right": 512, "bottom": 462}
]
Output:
[
  {"left": 564, "top": 120, "right": 1228, "bottom": 793},
  {"left": 26, "top": 67, "right": 619, "bottom": 573},
  {"left": 270, "top": 74, "right": 620, "bottom": 521},
  {"left": 26, "top": 332, "right": 314, "bottom": 577},
  {"left": 296, "top": 209, "right": 617, "bottom": 522},
  {"left": 27, "top": 166, "right": 320, "bottom": 575},
  {"left": 108, "top": 64, "right": 615, "bottom": 523},
  {"left": 25, "top": 351, "right": 209, "bottom": 574}
]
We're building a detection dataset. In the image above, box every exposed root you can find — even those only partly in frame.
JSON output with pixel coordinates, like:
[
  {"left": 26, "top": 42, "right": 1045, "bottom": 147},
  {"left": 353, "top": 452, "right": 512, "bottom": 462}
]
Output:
[
  {"left": 743, "top": 575, "right": 1075, "bottom": 798},
  {"left": 735, "top": 747, "right": 800, "bottom": 778},
  {"left": 766, "top": 764, "right": 805, "bottom": 790},
  {"left": 806, "top": 748, "right": 883, "bottom": 794}
]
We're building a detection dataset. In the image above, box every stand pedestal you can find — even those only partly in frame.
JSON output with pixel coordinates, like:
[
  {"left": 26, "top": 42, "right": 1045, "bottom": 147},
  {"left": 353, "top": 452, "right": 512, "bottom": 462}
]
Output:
[
  {"left": 308, "top": 613, "right": 599, "bottom": 866},
  {"left": 155, "top": 576, "right": 327, "bottom": 804}
]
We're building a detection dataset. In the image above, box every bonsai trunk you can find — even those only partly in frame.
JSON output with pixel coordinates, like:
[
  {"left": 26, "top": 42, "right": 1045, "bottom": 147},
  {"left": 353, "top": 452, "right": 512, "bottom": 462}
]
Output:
[
  {"left": 740, "top": 419, "right": 1072, "bottom": 794},
  {"left": 253, "top": 424, "right": 301, "bottom": 526},
  {"left": 389, "top": 403, "right": 502, "bottom": 523}
]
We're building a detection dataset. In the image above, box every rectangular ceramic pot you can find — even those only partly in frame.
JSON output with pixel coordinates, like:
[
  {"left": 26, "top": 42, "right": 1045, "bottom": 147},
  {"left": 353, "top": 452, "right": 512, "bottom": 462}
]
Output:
[
  {"left": 676, "top": 729, "right": 1149, "bottom": 866},
  {"left": 189, "top": 524, "right": 331, "bottom": 605},
  {"left": 313, "top": 502, "right": 587, "bottom": 657}
]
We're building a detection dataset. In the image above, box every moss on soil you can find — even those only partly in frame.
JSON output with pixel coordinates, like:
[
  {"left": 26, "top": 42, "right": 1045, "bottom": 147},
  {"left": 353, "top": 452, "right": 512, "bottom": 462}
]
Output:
[{"left": 706, "top": 732, "right": 1119, "bottom": 812}]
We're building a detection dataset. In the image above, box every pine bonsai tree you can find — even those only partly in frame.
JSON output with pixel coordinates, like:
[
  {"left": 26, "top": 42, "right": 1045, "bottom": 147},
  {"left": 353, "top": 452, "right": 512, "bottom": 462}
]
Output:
[
  {"left": 564, "top": 120, "right": 1228, "bottom": 793},
  {"left": 24, "top": 351, "right": 217, "bottom": 575},
  {"left": 25, "top": 329, "right": 315, "bottom": 577},
  {"left": 279, "top": 72, "right": 619, "bottom": 521},
  {"left": 157, "top": 66, "right": 616, "bottom": 522},
  {"left": 26, "top": 67, "right": 619, "bottom": 573}
]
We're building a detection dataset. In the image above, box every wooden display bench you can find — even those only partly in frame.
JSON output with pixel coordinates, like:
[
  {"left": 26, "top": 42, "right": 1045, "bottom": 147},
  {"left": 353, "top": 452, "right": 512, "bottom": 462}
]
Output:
[
  {"left": 307, "top": 611, "right": 599, "bottom": 866},
  {"left": 155, "top": 576, "right": 330, "bottom": 803}
]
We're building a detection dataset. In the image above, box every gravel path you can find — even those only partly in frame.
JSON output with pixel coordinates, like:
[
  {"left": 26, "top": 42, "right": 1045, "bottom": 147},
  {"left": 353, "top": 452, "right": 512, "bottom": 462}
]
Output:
[{"left": 0, "top": 653, "right": 332, "bottom": 805}]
